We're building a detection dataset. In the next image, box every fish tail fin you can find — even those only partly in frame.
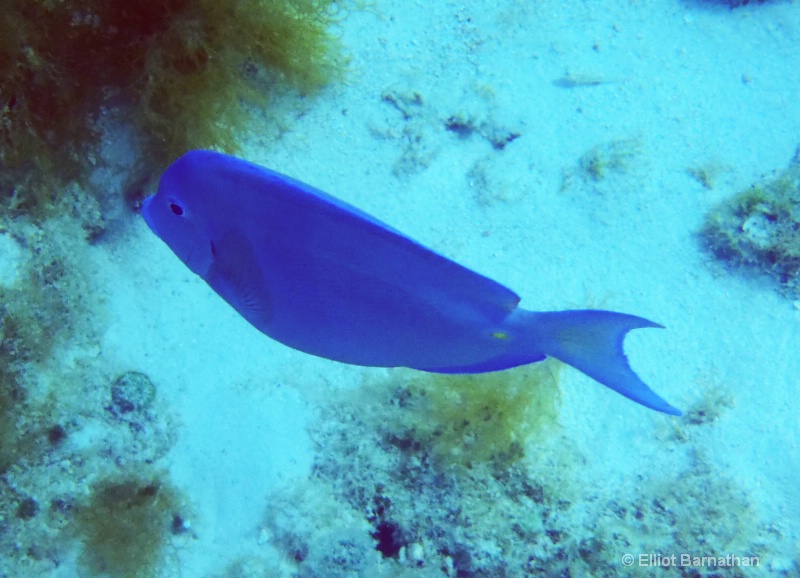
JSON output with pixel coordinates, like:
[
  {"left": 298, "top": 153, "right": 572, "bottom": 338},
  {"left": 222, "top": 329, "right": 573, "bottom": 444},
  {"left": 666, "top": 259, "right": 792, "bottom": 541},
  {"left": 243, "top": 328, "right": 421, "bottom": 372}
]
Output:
[{"left": 529, "top": 309, "right": 681, "bottom": 416}]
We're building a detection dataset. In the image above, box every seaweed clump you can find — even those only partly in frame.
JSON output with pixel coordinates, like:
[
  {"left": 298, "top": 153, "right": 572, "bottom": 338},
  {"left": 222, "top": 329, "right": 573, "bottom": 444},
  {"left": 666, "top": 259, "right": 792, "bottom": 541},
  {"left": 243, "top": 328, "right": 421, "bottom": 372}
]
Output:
[
  {"left": 1, "top": 0, "right": 345, "bottom": 216},
  {"left": 559, "top": 137, "right": 641, "bottom": 195},
  {"left": 701, "top": 147, "right": 800, "bottom": 299},
  {"left": 0, "top": 221, "right": 93, "bottom": 473},
  {"left": 74, "top": 474, "right": 187, "bottom": 578},
  {"left": 578, "top": 138, "right": 640, "bottom": 183},
  {"left": 382, "top": 361, "right": 562, "bottom": 470}
]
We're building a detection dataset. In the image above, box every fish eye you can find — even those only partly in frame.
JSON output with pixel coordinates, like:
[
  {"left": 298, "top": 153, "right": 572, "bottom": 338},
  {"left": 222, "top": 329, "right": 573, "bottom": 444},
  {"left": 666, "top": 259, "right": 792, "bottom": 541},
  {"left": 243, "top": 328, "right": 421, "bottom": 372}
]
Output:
[{"left": 169, "top": 201, "right": 185, "bottom": 216}]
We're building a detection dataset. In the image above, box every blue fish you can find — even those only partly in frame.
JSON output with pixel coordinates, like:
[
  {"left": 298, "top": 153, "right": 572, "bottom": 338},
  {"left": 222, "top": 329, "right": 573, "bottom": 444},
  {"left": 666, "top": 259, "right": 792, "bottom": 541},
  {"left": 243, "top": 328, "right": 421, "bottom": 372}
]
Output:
[{"left": 142, "top": 150, "right": 681, "bottom": 416}]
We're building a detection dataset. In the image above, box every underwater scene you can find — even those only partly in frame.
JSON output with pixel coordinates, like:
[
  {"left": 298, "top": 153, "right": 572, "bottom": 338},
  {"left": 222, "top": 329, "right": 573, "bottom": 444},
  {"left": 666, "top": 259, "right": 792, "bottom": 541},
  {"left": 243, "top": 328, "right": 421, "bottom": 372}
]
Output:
[{"left": 1, "top": 0, "right": 799, "bottom": 576}]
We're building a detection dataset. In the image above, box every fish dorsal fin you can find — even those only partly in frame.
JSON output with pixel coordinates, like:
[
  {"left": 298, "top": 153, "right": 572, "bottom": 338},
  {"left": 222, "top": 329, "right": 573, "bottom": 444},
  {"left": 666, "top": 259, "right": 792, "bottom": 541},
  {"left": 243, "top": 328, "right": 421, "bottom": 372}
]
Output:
[{"left": 205, "top": 229, "right": 272, "bottom": 331}]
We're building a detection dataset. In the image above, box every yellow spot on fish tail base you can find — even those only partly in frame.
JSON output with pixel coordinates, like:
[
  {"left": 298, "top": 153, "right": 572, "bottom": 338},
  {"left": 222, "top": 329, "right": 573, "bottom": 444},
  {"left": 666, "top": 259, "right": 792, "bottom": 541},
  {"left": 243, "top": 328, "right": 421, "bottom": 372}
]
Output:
[{"left": 492, "top": 331, "right": 509, "bottom": 340}]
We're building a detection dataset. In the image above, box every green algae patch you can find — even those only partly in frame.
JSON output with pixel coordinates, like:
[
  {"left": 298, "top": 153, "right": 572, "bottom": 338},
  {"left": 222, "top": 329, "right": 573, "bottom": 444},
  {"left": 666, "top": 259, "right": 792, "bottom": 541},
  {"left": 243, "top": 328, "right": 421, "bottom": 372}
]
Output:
[
  {"left": 578, "top": 138, "right": 640, "bottom": 182},
  {"left": 0, "top": 366, "right": 23, "bottom": 474},
  {"left": 138, "top": 0, "right": 346, "bottom": 160},
  {"left": 75, "top": 474, "right": 187, "bottom": 578},
  {"left": 560, "top": 138, "right": 642, "bottom": 195},
  {"left": 0, "top": 218, "right": 95, "bottom": 474},
  {"left": 701, "top": 147, "right": 800, "bottom": 299},
  {"left": 377, "top": 360, "right": 562, "bottom": 470},
  {"left": 1, "top": 0, "right": 347, "bottom": 217}
]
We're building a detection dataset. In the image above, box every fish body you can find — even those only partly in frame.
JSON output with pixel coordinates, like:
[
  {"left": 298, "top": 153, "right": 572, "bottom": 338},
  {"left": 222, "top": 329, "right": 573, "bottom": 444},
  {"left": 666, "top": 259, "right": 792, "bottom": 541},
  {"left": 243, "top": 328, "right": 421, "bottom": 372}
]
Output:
[
  {"left": 552, "top": 73, "right": 624, "bottom": 88},
  {"left": 143, "top": 150, "right": 681, "bottom": 415}
]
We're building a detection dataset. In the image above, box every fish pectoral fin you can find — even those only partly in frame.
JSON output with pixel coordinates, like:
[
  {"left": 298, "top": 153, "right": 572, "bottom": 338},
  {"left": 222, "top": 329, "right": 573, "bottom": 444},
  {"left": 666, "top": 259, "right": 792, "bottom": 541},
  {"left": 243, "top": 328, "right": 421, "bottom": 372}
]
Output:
[{"left": 205, "top": 230, "right": 272, "bottom": 330}]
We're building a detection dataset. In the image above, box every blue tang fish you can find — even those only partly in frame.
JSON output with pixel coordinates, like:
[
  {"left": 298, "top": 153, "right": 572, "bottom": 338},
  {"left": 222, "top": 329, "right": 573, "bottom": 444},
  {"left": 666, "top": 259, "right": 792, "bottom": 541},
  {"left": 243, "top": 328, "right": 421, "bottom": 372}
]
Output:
[{"left": 142, "top": 150, "right": 681, "bottom": 416}]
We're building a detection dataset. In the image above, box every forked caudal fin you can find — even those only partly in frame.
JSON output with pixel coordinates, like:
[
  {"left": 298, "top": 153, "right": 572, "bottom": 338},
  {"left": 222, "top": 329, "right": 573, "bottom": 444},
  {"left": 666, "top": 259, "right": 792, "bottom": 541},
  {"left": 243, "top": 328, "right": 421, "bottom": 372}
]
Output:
[{"left": 532, "top": 309, "right": 681, "bottom": 416}]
